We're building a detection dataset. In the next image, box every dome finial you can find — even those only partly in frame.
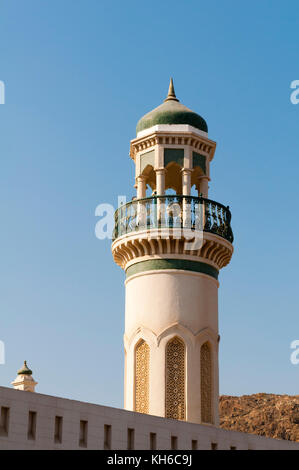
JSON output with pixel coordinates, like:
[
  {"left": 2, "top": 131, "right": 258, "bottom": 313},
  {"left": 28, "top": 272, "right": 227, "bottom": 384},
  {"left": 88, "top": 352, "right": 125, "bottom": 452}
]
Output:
[{"left": 164, "top": 78, "right": 179, "bottom": 102}]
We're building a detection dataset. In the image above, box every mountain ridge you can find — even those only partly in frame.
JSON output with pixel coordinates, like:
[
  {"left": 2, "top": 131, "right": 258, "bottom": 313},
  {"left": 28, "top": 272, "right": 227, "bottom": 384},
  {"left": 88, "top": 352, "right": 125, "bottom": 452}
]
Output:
[{"left": 219, "top": 393, "right": 299, "bottom": 442}]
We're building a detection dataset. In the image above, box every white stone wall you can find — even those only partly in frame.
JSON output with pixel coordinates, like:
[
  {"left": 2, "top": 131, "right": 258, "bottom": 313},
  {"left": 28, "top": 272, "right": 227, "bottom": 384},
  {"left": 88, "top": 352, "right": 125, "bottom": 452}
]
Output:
[{"left": 0, "top": 386, "right": 298, "bottom": 450}]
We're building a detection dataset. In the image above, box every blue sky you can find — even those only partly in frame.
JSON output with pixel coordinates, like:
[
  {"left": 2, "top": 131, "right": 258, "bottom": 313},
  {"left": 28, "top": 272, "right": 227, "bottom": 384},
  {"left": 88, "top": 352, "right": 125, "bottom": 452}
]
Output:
[{"left": 0, "top": 0, "right": 299, "bottom": 408}]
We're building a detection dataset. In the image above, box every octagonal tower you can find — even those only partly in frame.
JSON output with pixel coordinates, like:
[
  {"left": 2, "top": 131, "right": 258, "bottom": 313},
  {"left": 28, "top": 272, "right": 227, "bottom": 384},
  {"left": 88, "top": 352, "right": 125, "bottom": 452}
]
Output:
[{"left": 111, "top": 79, "right": 233, "bottom": 425}]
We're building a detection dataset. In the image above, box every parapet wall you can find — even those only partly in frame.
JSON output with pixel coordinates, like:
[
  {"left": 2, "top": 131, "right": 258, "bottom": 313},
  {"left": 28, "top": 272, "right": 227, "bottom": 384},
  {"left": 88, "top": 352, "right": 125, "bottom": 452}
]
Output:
[{"left": 0, "top": 386, "right": 298, "bottom": 450}]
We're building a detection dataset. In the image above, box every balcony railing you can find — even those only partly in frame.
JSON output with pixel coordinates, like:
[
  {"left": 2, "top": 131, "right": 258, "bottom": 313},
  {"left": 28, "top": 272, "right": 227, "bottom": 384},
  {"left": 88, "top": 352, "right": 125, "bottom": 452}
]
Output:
[{"left": 113, "top": 195, "right": 233, "bottom": 243}]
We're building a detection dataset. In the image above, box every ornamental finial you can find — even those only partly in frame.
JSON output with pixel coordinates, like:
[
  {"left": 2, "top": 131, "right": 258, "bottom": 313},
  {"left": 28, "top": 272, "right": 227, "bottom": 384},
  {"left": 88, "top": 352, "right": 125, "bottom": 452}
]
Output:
[{"left": 164, "top": 77, "right": 179, "bottom": 102}]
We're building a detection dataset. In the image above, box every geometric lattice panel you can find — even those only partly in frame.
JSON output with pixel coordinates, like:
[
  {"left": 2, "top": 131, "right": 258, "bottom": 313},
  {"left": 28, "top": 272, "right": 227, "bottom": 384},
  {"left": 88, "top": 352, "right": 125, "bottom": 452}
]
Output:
[
  {"left": 200, "top": 342, "right": 213, "bottom": 424},
  {"left": 135, "top": 340, "right": 150, "bottom": 414},
  {"left": 165, "top": 337, "right": 185, "bottom": 420}
]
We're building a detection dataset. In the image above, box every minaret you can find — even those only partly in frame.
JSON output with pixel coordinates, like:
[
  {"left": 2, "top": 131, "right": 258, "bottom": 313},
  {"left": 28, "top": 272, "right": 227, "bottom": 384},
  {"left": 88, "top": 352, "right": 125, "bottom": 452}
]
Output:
[
  {"left": 112, "top": 80, "right": 233, "bottom": 425},
  {"left": 12, "top": 361, "right": 38, "bottom": 392}
]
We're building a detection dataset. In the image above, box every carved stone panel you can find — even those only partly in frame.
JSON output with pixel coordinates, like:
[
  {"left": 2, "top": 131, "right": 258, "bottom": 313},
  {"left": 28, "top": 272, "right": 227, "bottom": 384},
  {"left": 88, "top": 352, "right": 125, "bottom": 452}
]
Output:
[
  {"left": 166, "top": 337, "right": 185, "bottom": 420},
  {"left": 135, "top": 340, "right": 150, "bottom": 414},
  {"left": 201, "top": 342, "right": 213, "bottom": 424}
]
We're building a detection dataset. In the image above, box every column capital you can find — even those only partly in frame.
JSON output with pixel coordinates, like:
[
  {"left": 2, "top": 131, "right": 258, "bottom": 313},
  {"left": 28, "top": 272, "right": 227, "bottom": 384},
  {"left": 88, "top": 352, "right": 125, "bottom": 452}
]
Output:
[
  {"left": 198, "top": 175, "right": 211, "bottom": 181},
  {"left": 136, "top": 174, "right": 147, "bottom": 181},
  {"left": 181, "top": 168, "right": 192, "bottom": 174}
]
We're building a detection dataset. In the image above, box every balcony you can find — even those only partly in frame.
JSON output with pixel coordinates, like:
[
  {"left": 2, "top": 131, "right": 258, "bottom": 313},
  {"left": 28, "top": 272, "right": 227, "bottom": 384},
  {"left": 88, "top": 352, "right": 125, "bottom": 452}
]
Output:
[{"left": 113, "top": 195, "right": 233, "bottom": 244}]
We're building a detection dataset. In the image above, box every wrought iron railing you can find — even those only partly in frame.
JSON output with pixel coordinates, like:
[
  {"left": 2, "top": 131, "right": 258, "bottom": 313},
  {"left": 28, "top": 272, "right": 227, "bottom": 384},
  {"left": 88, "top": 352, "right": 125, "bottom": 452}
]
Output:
[{"left": 113, "top": 195, "right": 233, "bottom": 243}]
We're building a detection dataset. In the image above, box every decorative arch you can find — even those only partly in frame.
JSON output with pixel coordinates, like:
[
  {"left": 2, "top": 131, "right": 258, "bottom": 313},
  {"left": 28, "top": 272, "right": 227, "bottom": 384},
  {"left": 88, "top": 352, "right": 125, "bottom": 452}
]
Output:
[
  {"left": 165, "top": 162, "right": 183, "bottom": 194},
  {"left": 134, "top": 339, "right": 150, "bottom": 414},
  {"left": 125, "top": 326, "right": 158, "bottom": 350},
  {"left": 141, "top": 164, "right": 156, "bottom": 191},
  {"left": 165, "top": 336, "right": 185, "bottom": 420},
  {"left": 200, "top": 341, "right": 213, "bottom": 424},
  {"left": 157, "top": 322, "right": 195, "bottom": 349}
]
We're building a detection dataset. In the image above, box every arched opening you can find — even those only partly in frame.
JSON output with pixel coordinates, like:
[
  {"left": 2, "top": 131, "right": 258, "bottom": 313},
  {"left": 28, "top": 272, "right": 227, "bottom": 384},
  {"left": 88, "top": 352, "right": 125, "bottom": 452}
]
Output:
[
  {"left": 134, "top": 339, "right": 150, "bottom": 414},
  {"left": 165, "top": 162, "right": 182, "bottom": 194},
  {"left": 141, "top": 164, "right": 155, "bottom": 196},
  {"left": 165, "top": 188, "right": 177, "bottom": 196},
  {"left": 165, "top": 336, "right": 185, "bottom": 420},
  {"left": 191, "top": 166, "right": 205, "bottom": 197},
  {"left": 200, "top": 341, "right": 213, "bottom": 424}
]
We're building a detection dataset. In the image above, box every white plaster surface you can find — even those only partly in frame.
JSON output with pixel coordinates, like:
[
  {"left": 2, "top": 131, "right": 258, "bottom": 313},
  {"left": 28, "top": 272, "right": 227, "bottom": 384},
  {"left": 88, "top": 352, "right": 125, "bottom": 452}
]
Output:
[{"left": 124, "top": 270, "right": 219, "bottom": 424}]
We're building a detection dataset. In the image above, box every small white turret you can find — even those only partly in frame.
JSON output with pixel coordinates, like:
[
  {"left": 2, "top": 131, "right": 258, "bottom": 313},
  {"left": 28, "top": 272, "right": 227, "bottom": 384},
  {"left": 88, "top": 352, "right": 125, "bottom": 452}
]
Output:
[{"left": 11, "top": 361, "right": 38, "bottom": 392}]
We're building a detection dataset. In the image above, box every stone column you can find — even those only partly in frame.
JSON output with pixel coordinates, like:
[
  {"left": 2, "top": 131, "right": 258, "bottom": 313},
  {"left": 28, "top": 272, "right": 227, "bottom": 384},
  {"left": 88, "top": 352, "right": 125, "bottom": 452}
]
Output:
[
  {"left": 136, "top": 176, "right": 147, "bottom": 228},
  {"left": 137, "top": 175, "right": 147, "bottom": 199},
  {"left": 182, "top": 169, "right": 192, "bottom": 196},
  {"left": 182, "top": 169, "right": 192, "bottom": 228},
  {"left": 156, "top": 169, "right": 166, "bottom": 227},
  {"left": 198, "top": 176, "right": 209, "bottom": 198},
  {"left": 156, "top": 169, "right": 166, "bottom": 195}
]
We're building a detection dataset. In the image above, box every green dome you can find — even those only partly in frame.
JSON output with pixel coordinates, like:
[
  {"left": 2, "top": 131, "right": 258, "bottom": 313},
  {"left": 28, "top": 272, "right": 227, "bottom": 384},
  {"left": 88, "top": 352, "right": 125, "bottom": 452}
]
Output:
[
  {"left": 17, "top": 360, "right": 32, "bottom": 375},
  {"left": 136, "top": 79, "right": 208, "bottom": 135}
]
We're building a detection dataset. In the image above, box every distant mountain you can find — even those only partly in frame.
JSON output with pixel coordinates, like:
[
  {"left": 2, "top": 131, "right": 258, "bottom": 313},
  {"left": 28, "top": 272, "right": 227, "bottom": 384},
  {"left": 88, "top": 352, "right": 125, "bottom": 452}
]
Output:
[{"left": 219, "top": 393, "right": 299, "bottom": 442}]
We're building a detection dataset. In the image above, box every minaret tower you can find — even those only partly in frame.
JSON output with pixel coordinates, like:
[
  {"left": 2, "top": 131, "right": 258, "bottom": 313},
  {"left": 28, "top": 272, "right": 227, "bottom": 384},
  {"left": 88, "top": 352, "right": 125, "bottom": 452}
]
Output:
[{"left": 112, "top": 80, "right": 233, "bottom": 425}]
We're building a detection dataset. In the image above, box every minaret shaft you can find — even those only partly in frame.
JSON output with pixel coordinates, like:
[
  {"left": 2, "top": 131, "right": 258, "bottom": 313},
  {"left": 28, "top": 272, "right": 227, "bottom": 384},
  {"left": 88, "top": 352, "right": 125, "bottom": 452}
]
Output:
[{"left": 124, "top": 266, "right": 220, "bottom": 424}]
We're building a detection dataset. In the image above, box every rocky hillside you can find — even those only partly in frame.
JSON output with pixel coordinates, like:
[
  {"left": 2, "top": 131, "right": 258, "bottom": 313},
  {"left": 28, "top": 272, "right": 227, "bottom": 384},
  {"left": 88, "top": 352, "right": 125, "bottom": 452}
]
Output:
[{"left": 219, "top": 393, "right": 299, "bottom": 442}]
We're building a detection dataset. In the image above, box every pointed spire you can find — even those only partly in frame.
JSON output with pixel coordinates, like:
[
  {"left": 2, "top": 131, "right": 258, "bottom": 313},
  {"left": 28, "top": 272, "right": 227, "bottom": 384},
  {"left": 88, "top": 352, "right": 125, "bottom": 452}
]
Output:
[{"left": 164, "top": 78, "right": 179, "bottom": 102}]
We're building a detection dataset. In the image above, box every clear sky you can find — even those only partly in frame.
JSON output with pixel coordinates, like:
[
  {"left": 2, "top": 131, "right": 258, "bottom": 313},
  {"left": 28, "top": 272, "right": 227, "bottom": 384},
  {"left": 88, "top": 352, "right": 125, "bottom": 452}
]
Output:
[{"left": 0, "top": 0, "right": 299, "bottom": 408}]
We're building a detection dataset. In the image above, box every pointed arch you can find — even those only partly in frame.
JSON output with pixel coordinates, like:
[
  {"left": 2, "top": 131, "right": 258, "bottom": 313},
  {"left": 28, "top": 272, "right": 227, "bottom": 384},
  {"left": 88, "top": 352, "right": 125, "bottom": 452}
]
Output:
[
  {"left": 165, "top": 336, "right": 185, "bottom": 420},
  {"left": 200, "top": 341, "right": 213, "bottom": 424},
  {"left": 165, "top": 161, "right": 183, "bottom": 194},
  {"left": 141, "top": 164, "right": 156, "bottom": 191},
  {"left": 134, "top": 339, "right": 150, "bottom": 414}
]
